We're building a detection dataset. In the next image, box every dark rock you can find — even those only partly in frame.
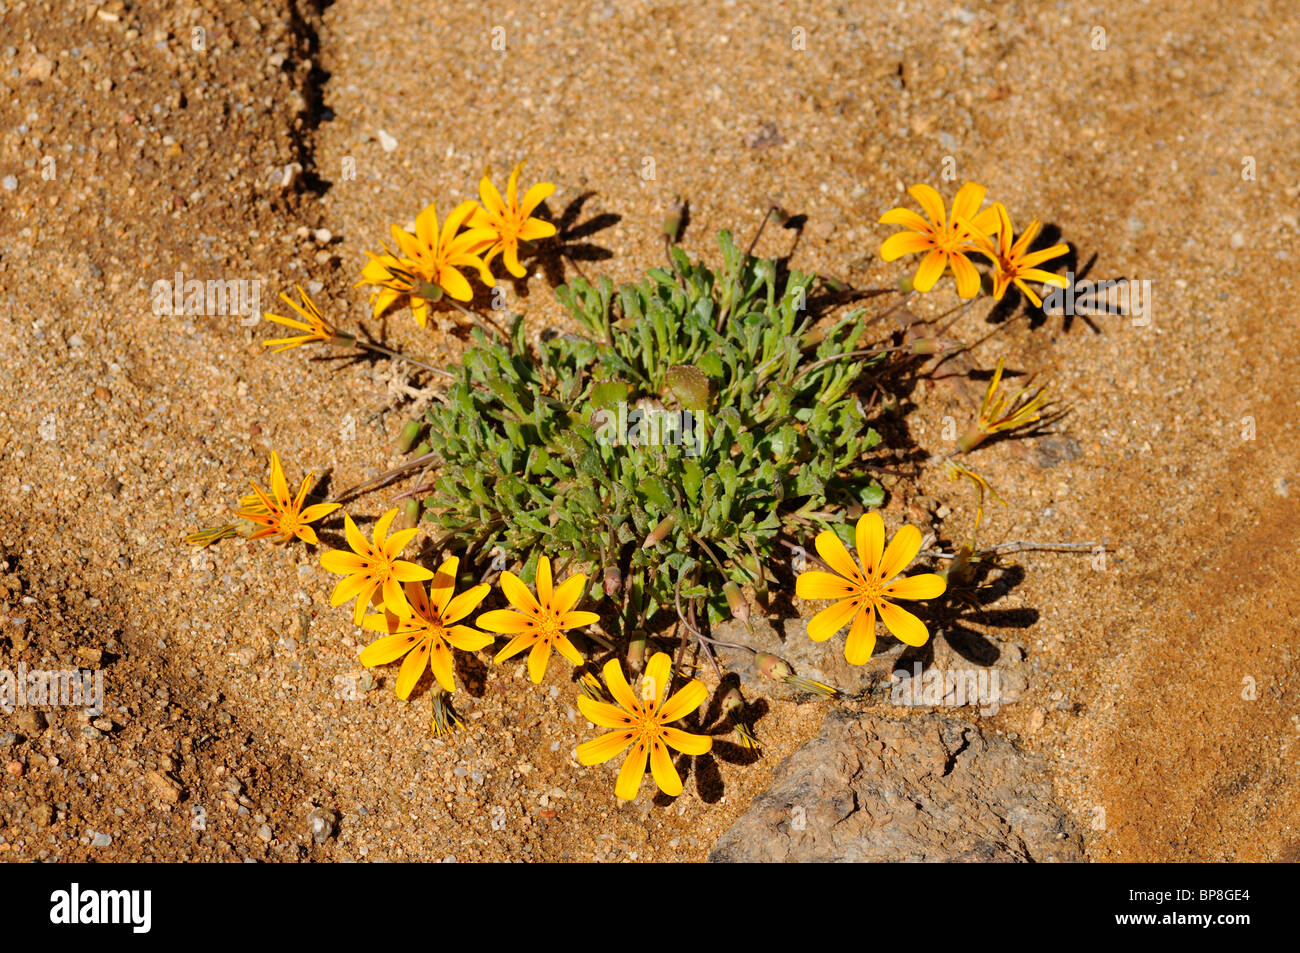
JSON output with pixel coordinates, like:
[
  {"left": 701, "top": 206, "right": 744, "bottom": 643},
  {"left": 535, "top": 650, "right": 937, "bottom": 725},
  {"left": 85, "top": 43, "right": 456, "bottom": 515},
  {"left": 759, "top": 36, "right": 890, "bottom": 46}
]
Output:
[
  {"left": 1032, "top": 436, "right": 1083, "bottom": 468},
  {"left": 709, "top": 709, "right": 1083, "bottom": 862}
]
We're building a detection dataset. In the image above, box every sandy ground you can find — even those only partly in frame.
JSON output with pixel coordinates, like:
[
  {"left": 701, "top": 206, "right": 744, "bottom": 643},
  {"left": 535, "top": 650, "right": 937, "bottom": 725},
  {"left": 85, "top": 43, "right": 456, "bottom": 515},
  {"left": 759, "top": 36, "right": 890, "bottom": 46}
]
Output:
[{"left": 0, "top": 0, "right": 1296, "bottom": 861}]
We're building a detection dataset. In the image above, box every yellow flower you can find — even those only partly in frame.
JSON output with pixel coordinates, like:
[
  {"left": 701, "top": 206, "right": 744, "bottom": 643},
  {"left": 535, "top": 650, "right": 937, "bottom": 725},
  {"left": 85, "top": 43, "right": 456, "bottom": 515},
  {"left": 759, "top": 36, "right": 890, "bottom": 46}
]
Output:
[
  {"left": 964, "top": 202, "right": 1069, "bottom": 307},
  {"left": 357, "top": 251, "right": 423, "bottom": 320},
  {"left": 469, "top": 163, "right": 557, "bottom": 278},
  {"left": 358, "top": 202, "right": 496, "bottom": 326},
  {"left": 235, "top": 451, "right": 340, "bottom": 544},
  {"left": 320, "top": 509, "right": 434, "bottom": 624},
  {"left": 478, "top": 556, "right": 599, "bottom": 683},
  {"left": 878, "top": 182, "right": 999, "bottom": 298},
  {"left": 794, "top": 512, "right": 947, "bottom": 664},
  {"left": 262, "top": 287, "right": 346, "bottom": 352},
  {"left": 575, "top": 652, "right": 712, "bottom": 801},
  {"left": 957, "top": 356, "right": 1049, "bottom": 452},
  {"left": 358, "top": 556, "right": 492, "bottom": 698}
]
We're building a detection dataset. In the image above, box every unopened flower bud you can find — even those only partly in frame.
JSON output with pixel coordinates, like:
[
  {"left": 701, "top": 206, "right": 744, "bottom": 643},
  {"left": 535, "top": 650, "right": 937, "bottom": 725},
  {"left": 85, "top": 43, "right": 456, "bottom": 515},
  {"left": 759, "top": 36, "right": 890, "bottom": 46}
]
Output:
[
  {"left": 756, "top": 652, "right": 794, "bottom": 682},
  {"left": 723, "top": 581, "right": 749, "bottom": 625},
  {"left": 603, "top": 566, "right": 622, "bottom": 597},
  {"left": 413, "top": 279, "right": 444, "bottom": 303},
  {"left": 956, "top": 424, "right": 989, "bottom": 454},
  {"left": 627, "top": 630, "right": 648, "bottom": 675},
  {"left": 720, "top": 685, "right": 745, "bottom": 718},
  {"left": 641, "top": 514, "right": 676, "bottom": 549},
  {"left": 395, "top": 419, "right": 422, "bottom": 454},
  {"left": 909, "top": 337, "right": 955, "bottom": 356},
  {"left": 662, "top": 196, "right": 686, "bottom": 243},
  {"left": 399, "top": 497, "right": 421, "bottom": 530}
]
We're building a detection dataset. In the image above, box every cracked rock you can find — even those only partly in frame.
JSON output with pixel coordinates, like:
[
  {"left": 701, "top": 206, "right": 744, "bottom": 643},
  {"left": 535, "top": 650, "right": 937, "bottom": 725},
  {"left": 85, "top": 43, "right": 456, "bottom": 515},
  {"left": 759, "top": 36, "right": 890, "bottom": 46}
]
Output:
[{"left": 709, "top": 709, "right": 1083, "bottom": 862}]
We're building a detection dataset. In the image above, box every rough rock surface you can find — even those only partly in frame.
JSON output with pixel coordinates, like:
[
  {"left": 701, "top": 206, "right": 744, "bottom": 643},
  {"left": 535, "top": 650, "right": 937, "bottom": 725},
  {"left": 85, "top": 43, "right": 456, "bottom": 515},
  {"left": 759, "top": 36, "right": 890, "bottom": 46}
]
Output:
[{"left": 709, "top": 709, "right": 1083, "bottom": 862}]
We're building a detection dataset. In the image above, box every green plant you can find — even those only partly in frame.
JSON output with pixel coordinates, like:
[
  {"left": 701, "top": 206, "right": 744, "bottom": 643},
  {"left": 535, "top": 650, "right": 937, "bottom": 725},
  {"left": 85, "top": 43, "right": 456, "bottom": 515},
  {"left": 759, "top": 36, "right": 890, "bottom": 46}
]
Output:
[{"left": 409, "top": 230, "right": 886, "bottom": 634}]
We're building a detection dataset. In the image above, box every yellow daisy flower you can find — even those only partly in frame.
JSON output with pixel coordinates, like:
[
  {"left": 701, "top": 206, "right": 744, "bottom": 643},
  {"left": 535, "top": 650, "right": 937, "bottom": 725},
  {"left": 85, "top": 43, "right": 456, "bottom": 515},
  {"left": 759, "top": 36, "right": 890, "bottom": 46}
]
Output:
[
  {"left": 794, "top": 512, "right": 947, "bottom": 664},
  {"left": 235, "top": 451, "right": 340, "bottom": 545},
  {"left": 469, "top": 162, "right": 557, "bottom": 278},
  {"left": 358, "top": 556, "right": 492, "bottom": 698},
  {"left": 878, "top": 182, "right": 1000, "bottom": 298},
  {"left": 262, "top": 286, "right": 347, "bottom": 352},
  {"left": 319, "top": 509, "right": 434, "bottom": 624},
  {"left": 575, "top": 652, "right": 712, "bottom": 801},
  {"left": 478, "top": 556, "right": 600, "bottom": 683},
  {"left": 358, "top": 201, "right": 496, "bottom": 326},
  {"left": 964, "top": 202, "right": 1069, "bottom": 307}
]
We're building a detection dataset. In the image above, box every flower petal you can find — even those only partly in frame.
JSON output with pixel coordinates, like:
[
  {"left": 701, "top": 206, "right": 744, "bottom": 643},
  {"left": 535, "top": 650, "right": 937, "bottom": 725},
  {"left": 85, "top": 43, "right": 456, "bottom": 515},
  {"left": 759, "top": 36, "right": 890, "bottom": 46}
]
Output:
[
  {"left": 519, "top": 181, "right": 554, "bottom": 219},
  {"left": 535, "top": 556, "right": 553, "bottom": 609},
  {"left": 649, "top": 736, "right": 683, "bottom": 797},
  {"left": 912, "top": 249, "right": 948, "bottom": 292},
  {"left": 878, "top": 524, "right": 923, "bottom": 582},
  {"left": 813, "top": 529, "right": 862, "bottom": 583},
  {"left": 373, "top": 509, "right": 398, "bottom": 547},
  {"left": 320, "top": 549, "right": 366, "bottom": 575},
  {"left": 342, "top": 513, "right": 369, "bottom": 557},
  {"left": 427, "top": 638, "right": 456, "bottom": 693},
  {"left": 950, "top": 181, "right": 987, "bottom": 224},
  {"left": 557, "top": 609, "right": 600, "bottom": 630},
  {"left": 390, "top": 560, "right": 435, "bottom": 583},
  {"left": 658, "top": 678, "right": 708, "bottom": 724},
  {"left": 602, "top": 658, "right": 640, "bottom": 713},
  {"left": 576, "top": 729, "right": 634, "bottom": 766},
  {"left": 950, "top": 252, "right": 982, "bottom": 299},
  {"left": 359, "top": 632, "right": 421, "bottom": 667},
  {"left": 614, "top": 740, "right": 650, "bottom": 801},
  {"left": 877, "top": 599, "right": 931, "bottom": 647},
  {"left": 444, "top": 625, "right": 493, "bottom": 652},
  {"left": 582, "top": 691, "right": 637, "bottom": 728},
  {"left": 642, "top": 652, "right": 673, "bottom": 712},
  {"left": 443, "top": 583, "right": 490, "bottom": 624},
  {"left": 382, "top": 527, "right": 420, "bottom": 560},
  {"left": 662, "top": 726, "right": 712, "bottom": 756},
  {"left": 492, "top": 631, "right": 536, "bottom": 663},
  {"left": 477, "top": 609, "right": 534, "bottom": 633},
  {"left": 394, "top": 638, "right": 430, "bottom": 699},
  {"left": 329, "top": 572, "right": 371, "bottom": 608},
  {"left": 526, "top": 639, "right": 552, "bottom": 683},
  {"left": 549, "top": 573, "right": 587, "bottom": 616},
  {"left": 908, "top": 184, "right": 946, "bottom": 225},
  {"left": 878, "top": 207, "right": 931, "bottom": 232},
  {"left": 843, "top": 604, "right": 877, "bottom": 665},
  {"left": 807, "top": 598, "right": 859, "bottom": 642},
  {"left": 382, "top": 576, "right": 411, "bottom": 618},
  {"left": 578, "top": 696, "right": 635, "bottom": 729},
  {"left": 499, "top": 571, "right": 542, "bottom": 615},
  {"left": 883, "top": 572, "right": 947, "bottom": 601},
  {"left": 880, "top": 231, "right": 934, "bottom": 261},
  {"left": 796, "top": 570, "right": 859, "bottom": 601},
  {"left": 553, "top": 634, "right": 584, "bottom": 667},
  {"left": 855, "top": 511, "right": 885, "bottom": 578}
]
